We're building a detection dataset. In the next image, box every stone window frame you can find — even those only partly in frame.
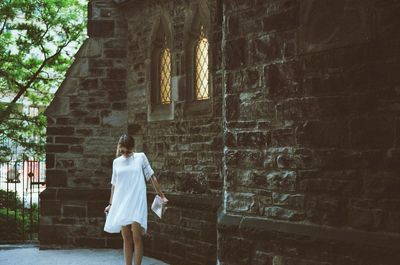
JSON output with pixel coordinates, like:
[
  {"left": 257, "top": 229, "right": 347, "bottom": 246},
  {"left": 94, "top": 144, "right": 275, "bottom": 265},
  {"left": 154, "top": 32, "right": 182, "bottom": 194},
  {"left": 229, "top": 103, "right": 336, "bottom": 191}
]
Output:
[
  {"left": 147, "top": 12, "right": 174, "bottom": 122},
  {"left": 183, "top": 1, "right": 214, "bottom": 117}
]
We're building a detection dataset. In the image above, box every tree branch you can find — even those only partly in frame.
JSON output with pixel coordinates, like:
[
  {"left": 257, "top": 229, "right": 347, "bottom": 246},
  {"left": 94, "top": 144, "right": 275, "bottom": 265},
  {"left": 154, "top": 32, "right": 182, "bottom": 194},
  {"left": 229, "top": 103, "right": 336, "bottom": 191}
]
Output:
[
  {"left": 0, "top": 40, "right": 71, "bottom": 123},
  {"left": 0, "top": 70, "right": 25, "bottom": 89},
  {"left": 0, "top": 18, "right": 8, "bottom": 35},
  {"left": 38, "top": 23, "right": 50, "bottom": 60}
]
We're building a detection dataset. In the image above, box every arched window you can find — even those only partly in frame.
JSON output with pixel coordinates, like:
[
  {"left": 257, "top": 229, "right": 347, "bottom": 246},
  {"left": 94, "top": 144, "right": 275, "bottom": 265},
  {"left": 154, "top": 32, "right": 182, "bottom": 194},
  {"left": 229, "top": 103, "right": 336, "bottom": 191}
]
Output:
[
  {"left": 194, "top": 26, "right": 209, "bottom": 100},
  {"left": 148, "top": 12, "right": 174, "bottom": 121},
  {"left": 150, "top": 18, "right": 172, "bottom": 107},
  {"left": 182, "top": 1, "right": 212, "bottom": 117}
]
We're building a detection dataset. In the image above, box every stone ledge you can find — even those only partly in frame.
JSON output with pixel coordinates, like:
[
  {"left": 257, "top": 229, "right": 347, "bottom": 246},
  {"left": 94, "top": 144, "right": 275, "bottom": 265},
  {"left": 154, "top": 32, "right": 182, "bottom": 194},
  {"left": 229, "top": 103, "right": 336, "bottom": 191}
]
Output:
[
  {"left": 41, "top": 188, "right": 222, "bottom": 211},
  {"left": 112, "top": 0, "right": 131, "bottom": 5},
  {"left": 217, "top": 206, "right": 400, "bottom": 251},
  {"left": 147, "top": 191, "right": 222, "bottom": 211},
  {"left": 183, "top": 99, "right": 213, "bottom": 117}
]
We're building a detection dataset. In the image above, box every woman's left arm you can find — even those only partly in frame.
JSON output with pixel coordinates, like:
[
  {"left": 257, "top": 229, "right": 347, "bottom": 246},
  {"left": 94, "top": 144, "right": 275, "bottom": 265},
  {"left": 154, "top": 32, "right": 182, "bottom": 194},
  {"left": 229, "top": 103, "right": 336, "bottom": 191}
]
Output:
[{"left": 150, "top": 175, "right": 168, "bottom": 202}]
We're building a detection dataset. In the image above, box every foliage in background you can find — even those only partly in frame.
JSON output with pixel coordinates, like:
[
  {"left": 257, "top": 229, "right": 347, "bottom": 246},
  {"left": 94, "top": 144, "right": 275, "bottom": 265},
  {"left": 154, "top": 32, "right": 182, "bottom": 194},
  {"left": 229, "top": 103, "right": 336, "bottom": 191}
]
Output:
[
  {"left": 0, "top": 189, "right": 38, "bottom": 240},
  {"left": 0, "top": 0, "right": 87, "bottom": 162},
  {"left": 0, "top": 189, "right": 23, "bottom": 209}
]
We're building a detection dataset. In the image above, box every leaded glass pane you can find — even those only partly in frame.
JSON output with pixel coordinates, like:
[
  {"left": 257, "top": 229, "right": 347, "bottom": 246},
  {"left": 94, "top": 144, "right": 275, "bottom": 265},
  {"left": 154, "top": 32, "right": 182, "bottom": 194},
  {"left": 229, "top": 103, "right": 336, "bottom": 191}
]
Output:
[
  {"left": 195, "top": 28, "right": 209, "bottom": 100},
  {"left": 160, "top": 47, "right": 171, "bottom": 104}
]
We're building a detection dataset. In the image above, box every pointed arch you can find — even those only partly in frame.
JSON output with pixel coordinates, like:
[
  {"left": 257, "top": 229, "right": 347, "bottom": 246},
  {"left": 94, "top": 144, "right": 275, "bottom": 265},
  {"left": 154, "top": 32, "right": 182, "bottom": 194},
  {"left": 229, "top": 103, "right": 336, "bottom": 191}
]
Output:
[
  {"left": 184, "top": 0, "right": 212, "bottom": 102},
  {"left": 150, "top": 11, "right": 173, "bottom": 107}
]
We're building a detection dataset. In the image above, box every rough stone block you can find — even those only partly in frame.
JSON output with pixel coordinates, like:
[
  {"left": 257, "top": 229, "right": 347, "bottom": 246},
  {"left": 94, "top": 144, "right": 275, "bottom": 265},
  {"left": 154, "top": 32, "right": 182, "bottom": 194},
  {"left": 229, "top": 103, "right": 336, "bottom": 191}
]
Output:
[
  {"left": 45, "top": 144, "right": 69, "bottom": 153},
  {"left": 45, "top": 169, "right": 67, "bottom": 187},
  {"left": 87, "top": 19, "right": 115, "bottom": 38},
  {"left": 104, "top": 49, "right": 127, "bottom": 58},
  {"left": 350, "top": 117, "right": 395, "bottom": 149},
  {"left": 304, "top": 194, "right": 346, "bottom": 226},
  {"left": 264, "top": 61, "right": 303, "bottom": 99},
  {"left": 271, "top": 128, "right": 295, "bottom": 147},
  {"left": 57, "top": 188, "right": 109, "bottom": 201},
  {"left": 75, "top": 237, "right": 106, "bottom": 248},
  {"left": 236, "top": 131, "right": 269, "bottom": 148},
  {"left": 225, "top": 149, "right": 238, "bottom": 166},
  {"left": 250, "top": 33, "right": 284, "bottom": 63},
  {"left": 107, "top": 68, "right": 127, "bottom": 80},
  {"left": 46, "top": 153, "right": 55, "bottom": 168},
  {"left": 386, "top": 211, "right": 400, "bottom": 233},
  {"left": 70, "top": 145, "right": 84, "bottom": 153},
  {"left": 47, "top": 126, "right": 75, "bottom": 136},
  {"left": 300, "top": 0, "right": 370, "bottom": 53},
  {"left": 224, "top": 38, "right": 247, "bottom": 70},
  {"left": 266, "top": 170, "right": 296, "bottom": 191},
  {"left": 56, "top": 117, "right": 71, "bottom": 125},
  {"left": 218, "top": 236, "right": 252, "bottom": 265},
  {"left": 80, "top": 78, "right": 98, "bottom": 91},
  {"left": 363, "top": 171, "right": 400, "bottom": 199},
  {"left": 55, "top": 137, "right": 83, "bottom": 144},
  {"left": 262, "top": 7, "right": 299, "bottom": 32},
  {"left": 63, "top": 205, "right": 86, "bottom": 217},
  {"left": 251, "top": 250, "right": 273, "bottom": 265},
  {"left": 84, "top": 117, "right": 100, "bottom": 125},
  {"left": 272, "top": 192, "right": 304, "bottom": 210},
  {"left": 237, "top": 150, "right": 264, "bottom": 168},
  {"left": 276, "top": 97, "right": 319, "bottom": 121},
  {"left": 75, "top": 128, "right": 93, "bottom": 136},
  {"left": 40, "top": 200, "right": 61, "bottom": 216},
  {"left": 296, "top": 120, "right": 349, "bottom": 148},
  {"left": 80, "top": 38, "right": 102, "bottom": 57},
  {"left": 263, "top": 206, "right": 304, "bottom": 221},
  {"left": 226, "top": 192, "right": 258, "bottom": 214},
  {"left": 39, "top": 224, "right": 69, "bottom": 245}
]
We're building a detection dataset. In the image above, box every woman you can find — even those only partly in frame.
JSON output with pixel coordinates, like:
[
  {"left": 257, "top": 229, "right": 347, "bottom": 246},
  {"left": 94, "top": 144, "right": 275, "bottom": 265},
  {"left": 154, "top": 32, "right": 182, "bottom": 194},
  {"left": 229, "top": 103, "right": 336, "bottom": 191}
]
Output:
[{"left": 103, "top": 134, "right": 168, "bottom": 265}]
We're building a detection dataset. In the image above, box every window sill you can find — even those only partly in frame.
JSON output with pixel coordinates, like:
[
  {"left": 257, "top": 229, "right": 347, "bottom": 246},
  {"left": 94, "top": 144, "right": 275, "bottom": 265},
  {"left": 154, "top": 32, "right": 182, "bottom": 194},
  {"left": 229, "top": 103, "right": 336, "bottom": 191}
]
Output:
[
  {"left": 148, "top": 103, "right": 174, "bottom": 122},
  {"left": 183, "top": 98, "right": 212, "bottom": 117}
]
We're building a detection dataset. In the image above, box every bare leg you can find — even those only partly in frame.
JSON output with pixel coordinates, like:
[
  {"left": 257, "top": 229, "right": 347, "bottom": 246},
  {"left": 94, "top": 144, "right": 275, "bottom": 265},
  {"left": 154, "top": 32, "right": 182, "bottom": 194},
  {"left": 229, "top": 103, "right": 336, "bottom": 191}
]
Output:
[
  {"left": 131, "top": 221, "right": 144, "bottom": 265},
  {"left": 121, "top": 225, "right": 134, "bottom": 265}
]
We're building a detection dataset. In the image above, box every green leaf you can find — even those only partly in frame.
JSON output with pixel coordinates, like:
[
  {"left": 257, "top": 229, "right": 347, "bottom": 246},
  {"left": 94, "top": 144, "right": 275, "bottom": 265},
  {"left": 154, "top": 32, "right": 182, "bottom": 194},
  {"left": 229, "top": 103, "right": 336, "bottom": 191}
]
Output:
[{"left": 0, "top": 0, "right": 86, "bottom": 160}]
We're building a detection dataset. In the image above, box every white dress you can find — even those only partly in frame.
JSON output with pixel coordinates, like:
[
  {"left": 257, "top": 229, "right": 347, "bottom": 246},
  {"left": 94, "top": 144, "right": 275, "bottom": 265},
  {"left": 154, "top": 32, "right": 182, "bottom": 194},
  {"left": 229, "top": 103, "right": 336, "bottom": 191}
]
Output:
[{"left": 103, "top": 152, "right": 154, "bottom": 235}]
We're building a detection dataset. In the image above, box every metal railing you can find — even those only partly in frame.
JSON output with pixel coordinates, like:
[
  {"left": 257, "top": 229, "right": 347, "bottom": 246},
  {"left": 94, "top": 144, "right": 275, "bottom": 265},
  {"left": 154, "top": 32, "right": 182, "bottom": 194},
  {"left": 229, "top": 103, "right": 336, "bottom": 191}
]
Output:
[{"left": 0, "top": 159, "right": 46, "bottom": 243}]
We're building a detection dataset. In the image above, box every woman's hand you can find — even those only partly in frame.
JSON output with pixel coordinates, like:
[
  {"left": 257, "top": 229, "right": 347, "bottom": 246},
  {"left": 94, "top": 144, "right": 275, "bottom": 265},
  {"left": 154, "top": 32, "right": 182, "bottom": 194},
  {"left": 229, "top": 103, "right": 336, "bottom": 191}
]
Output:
[
  {"left": 160, "top": 195, "right": 168, "bottom": 214},
  {"left": 104, "top": 204, "right": 111, "bottom": 215},
  {"left": 160, "top": 195, "right": 168, "bottom": 204}
]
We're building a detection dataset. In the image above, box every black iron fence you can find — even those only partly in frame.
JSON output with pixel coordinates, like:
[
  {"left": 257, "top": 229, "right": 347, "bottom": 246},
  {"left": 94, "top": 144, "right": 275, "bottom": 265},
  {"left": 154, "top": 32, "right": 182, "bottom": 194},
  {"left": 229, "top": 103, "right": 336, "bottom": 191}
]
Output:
[{"left": 0, "top": 159, "right": 46, "bottom": 243}]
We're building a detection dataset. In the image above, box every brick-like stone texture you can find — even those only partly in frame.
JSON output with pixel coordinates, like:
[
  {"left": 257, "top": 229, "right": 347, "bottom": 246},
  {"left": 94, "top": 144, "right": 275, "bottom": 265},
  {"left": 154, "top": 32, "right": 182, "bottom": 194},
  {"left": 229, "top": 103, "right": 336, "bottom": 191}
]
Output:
[
  {"left": 39, "top": 0, "right": 400, "bottom": 264},
  {"left": 41, "top": 1, "right": 222, "bottom": 264},
  {"left": 41, "top": 0, "right": 128, "bottom": 250},
  {"left": 220, "top": 0, "right": 400, "bottom": 264}
]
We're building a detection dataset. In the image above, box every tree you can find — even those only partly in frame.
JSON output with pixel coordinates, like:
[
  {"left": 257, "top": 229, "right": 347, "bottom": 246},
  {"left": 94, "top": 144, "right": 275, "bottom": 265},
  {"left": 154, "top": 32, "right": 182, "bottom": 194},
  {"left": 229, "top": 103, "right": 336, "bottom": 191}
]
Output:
[{"left": 0, "top": 0, "right": 87, "bottom": 162}]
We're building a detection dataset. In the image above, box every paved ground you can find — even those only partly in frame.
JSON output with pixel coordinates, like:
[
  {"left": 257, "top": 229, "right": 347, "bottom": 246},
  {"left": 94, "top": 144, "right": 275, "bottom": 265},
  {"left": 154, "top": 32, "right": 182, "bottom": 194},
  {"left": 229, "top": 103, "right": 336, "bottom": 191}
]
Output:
[{"left": 0, "top": 243, "right": 169, "bottom": 265}]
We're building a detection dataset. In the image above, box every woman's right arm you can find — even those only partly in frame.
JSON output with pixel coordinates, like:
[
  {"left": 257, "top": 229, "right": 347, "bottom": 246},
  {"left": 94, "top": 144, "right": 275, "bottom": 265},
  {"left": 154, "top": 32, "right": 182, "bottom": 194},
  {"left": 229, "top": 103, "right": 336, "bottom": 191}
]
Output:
[
  {"left": 105, "top": 185, "right": 114, "bottom": 214},
  {"left": 109, "top": 159, "right": 117, "bottom": 204},
  {"left": 109, "top": 185, "right": 115, "bottom": 204}
]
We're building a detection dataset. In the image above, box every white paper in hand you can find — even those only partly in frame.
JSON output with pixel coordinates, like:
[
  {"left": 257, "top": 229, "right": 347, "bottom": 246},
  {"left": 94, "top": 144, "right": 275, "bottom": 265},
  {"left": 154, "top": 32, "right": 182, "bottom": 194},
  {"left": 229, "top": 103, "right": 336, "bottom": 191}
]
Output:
[{"left": 151, "top": 195, "right": 164, "bottom": 218}]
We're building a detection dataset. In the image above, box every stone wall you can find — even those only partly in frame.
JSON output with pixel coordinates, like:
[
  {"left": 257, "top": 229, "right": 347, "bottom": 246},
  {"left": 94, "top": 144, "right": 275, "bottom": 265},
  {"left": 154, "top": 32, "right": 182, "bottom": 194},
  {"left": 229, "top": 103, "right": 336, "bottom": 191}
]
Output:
[
  {"left": 40, "top": 0, "right": 129, "bottom": 249},
  {"left": 121, "top": 1, "right": 223, "bottom": 263},
  {"left": 40, "top": 0, "right": 223, "bottom": 264},
  {"left": 218, "top": 0, "right": 400, "bottom": 264},
  {"left": 39, "top": 0, "right": 400, "bottom": 264}
]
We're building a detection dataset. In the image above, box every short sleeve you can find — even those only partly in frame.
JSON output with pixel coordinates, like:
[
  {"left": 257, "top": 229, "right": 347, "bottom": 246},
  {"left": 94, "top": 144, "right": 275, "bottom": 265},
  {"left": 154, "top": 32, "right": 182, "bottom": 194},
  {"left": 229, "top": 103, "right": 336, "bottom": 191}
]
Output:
[
  {"left": 111, "top": 160, "right": 117, "bottom": 185},
  {"left": 142, "top": 153, "right": 154, "bottom": 182}
]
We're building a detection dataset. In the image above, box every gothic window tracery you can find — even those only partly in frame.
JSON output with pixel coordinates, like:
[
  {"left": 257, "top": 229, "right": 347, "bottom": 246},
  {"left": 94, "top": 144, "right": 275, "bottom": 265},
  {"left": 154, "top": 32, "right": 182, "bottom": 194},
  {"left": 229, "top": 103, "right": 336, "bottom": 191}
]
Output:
[
  {"left": 151, "top": 19, "right": 172, "bottom": 107},
  {"left": 159, "top": 36, "right": 171, "bottom": 104},
  {"left": 194, "top": 25, "right": 209, "bottom": 100}
]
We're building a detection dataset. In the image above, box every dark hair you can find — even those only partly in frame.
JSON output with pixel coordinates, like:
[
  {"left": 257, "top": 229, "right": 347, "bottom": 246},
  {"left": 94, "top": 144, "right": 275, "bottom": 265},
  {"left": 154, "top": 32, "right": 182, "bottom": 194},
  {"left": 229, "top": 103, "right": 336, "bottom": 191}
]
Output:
[{"left": 115, "top": 133, "right": 135, "bottom": 157}]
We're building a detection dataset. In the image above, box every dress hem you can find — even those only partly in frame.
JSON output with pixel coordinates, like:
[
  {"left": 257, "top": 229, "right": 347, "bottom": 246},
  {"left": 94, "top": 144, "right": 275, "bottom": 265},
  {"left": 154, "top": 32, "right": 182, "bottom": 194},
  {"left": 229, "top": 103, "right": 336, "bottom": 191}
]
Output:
[{"left": 104, "top": 218, "right": 147, "bottom": 235}]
